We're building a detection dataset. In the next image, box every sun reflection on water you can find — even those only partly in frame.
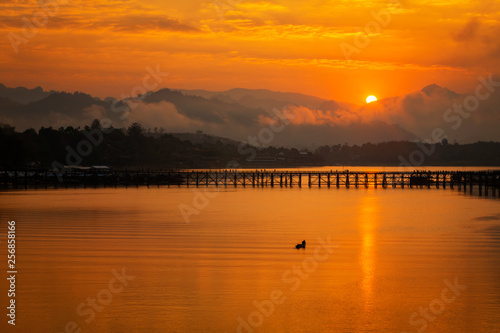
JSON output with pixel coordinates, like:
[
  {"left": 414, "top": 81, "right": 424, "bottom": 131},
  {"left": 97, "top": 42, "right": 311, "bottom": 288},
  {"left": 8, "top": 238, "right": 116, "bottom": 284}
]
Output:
[{"left": 359, "top": 193, "right": 378, "bottom": 314}]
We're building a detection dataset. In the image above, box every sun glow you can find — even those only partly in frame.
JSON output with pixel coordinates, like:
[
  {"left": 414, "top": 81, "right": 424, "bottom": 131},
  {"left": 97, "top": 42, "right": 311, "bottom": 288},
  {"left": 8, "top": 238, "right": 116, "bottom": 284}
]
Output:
[{"left": 366, "top": 95, "right": 377, "bottom": 103}]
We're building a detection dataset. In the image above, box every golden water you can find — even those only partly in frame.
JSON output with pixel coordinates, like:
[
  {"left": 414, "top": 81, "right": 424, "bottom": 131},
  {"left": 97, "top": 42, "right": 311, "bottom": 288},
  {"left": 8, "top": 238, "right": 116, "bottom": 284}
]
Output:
[{"left": 1, "top": 186, "right": 499, "bottom": 332}]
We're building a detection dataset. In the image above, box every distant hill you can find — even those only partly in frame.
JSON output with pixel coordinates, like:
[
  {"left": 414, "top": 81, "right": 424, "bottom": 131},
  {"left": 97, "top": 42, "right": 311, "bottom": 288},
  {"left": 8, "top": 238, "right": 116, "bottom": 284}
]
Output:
[
  {"left": 24, "top": 91, "right": 107, "bottom": 116},
  {"left": 0, "top": 96, "right": 20, "bottom": 110},
  {"left": 1, "top": 83, "right": 500, "bottom": 146},
  {"left": 144, "top": 88, "right": 263, "bottom": 125},
  {"left": 178, "top": 87, "right": 347, "bottom": 112},
  {"left": 421, "top": 84, "right": 460, "bottom": 99},
  {"left": 171, "top": 131, "right": 241, "bottom": 146},
  {"left": 0, "top": 91, "right": 110, "bottom": 129},
  {"left": 0, "top": 83, "right": 55, "bottom": 104}
]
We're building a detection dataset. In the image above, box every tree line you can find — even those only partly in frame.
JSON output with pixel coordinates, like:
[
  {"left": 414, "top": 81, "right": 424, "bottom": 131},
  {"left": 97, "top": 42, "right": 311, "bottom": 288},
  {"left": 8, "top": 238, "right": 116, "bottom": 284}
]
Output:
[{"left": 1, "top": 120, "right": 499, "bottom": 169}]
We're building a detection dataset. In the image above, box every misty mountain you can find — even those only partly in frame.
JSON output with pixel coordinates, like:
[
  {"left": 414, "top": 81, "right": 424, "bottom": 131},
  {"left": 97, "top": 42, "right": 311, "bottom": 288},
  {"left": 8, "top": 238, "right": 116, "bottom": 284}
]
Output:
[
  {"left": 171, "top": 132, "right": 241, "bottom": 146},
  {"left": 25, "top": 91, "right": 107, "bottom": 116},
  {"left": 180, "top": 87, "right": 325, "bottom": 106},
  {"left": 358, "top": 83, "right": 500, "bottom": 143},
  {"left": 0, "top": 83, "right": 499, "bottom": 147},
  {"left": 421, "top": 84, "right": 460, "bottom": 99},
  {"left": 0, "top": 83, "right": 55, "bottom": 104},
  {"left": 143, "top": 88, "right": 263, "bottom": 126},
  {"left": 178, "top": 87, "right": 350, "bottom": 113},
  {"left": 0, "top": 97, "right": 20, "bottom": 110},
  {"left": 0, "top": 91, "right": 110, "bottom": 130}
]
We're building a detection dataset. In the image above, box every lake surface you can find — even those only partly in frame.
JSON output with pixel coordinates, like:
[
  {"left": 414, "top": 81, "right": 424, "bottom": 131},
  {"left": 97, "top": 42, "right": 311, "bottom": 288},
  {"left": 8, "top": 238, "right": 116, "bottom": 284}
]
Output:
[{"left": 1, "top": 183, "right": 500, "bottom": 332}]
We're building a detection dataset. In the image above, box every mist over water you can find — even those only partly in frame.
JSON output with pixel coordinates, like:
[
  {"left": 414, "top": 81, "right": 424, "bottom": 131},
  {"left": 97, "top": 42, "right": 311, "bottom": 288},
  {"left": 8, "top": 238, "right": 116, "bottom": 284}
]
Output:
[{"left": 1, "top": 185, "right": 499, "bottom": 332}]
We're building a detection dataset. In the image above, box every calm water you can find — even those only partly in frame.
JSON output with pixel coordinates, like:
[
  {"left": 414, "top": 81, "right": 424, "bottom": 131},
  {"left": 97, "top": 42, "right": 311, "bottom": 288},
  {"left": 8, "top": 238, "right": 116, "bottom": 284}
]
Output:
[{"left": 1, "top": 184, "right": 500, "bottom": 332}]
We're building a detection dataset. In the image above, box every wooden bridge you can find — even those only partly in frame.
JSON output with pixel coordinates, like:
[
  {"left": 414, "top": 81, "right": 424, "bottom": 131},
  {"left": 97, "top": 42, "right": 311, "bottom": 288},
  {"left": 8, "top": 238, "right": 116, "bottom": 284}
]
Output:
[{"left": 1, "top": 169, "right": 499, "bottom": 196}]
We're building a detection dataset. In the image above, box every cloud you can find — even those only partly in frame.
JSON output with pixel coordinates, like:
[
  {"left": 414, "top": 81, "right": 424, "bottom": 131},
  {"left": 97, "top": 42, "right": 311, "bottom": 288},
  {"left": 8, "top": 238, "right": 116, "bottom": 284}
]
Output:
[
  {"left": 447, "top": 18, "right": 500, "bottom": 68},
  {"left": 0, "top": 1, "right": 198, "bottom": 33},
  {"left": 125, "top": 101, "right": 204, "bottom": 132},
  {"left": 83, "top": 104, "right": 107, "bottom": 120},
  {"left": 356, "top": 88, "right": 459, "bottom": 135},
  {"left": 453, "top": 17, "right": 480, "bottom": 42},
  {"left": 93, "top": 15, "right": 199, "bottom": 33},
  {"left": 237, "top": 57, "right": 466, "bottom": 72},
  {"left": 357, "top": 81, "right": 500, "bottom": 143},
  {"left": 259, "top": 105, "right": 359, "bottom": 126},
  {"left": 251, "top": 81, "right": 500, "bottom": 145},
  {"left": 3, "top": 79, "right": 500, "bottom": 147},
  {"left": 123, "top": 100, "right": 268, "bottom": 142}
]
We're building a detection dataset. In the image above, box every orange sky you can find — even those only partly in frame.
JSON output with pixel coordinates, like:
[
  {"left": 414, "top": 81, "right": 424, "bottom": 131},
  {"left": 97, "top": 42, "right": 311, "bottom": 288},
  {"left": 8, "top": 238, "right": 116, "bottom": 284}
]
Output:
[{"left": 1, "top": 0, "right": 499, "bottom": 104}]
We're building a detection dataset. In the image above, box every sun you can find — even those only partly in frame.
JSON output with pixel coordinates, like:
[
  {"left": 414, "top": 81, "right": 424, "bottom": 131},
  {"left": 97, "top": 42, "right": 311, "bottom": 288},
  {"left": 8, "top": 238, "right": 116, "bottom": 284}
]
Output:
[{"left": 366, "top": 95, "right": 377, "bottom": 103}]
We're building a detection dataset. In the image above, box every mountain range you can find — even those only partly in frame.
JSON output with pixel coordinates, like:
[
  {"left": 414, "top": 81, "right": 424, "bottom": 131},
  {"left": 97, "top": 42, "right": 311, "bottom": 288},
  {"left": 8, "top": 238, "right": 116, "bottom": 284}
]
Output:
[{"left": 0, "top": 82, "right": 499, "bottom": 147}]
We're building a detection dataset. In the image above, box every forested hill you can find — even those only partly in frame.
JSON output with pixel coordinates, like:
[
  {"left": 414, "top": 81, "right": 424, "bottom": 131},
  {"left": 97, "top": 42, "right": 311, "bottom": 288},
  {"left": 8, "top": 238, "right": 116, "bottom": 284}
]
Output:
[{"left": 1, "top": 121, "right": 500, "bottom": 169}]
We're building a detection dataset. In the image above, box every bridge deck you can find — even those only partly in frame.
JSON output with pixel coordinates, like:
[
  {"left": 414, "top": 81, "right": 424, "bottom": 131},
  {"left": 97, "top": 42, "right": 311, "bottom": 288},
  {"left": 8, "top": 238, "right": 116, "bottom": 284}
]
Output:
[{"left": 1, "top": 170, "right": 499, "bottom": 196}]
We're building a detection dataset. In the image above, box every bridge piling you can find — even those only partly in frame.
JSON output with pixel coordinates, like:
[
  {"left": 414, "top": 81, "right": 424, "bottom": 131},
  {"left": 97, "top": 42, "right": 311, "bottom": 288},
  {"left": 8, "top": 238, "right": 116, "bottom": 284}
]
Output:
[
  {"left": 485, "top": 174, "right": 488, "bottom": 196},
  {"left": 2, "top": 169, "right": 499, "bottom": 192},
  {"left": 470, "top": 174, "right": 473, "bottom": 193}
]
